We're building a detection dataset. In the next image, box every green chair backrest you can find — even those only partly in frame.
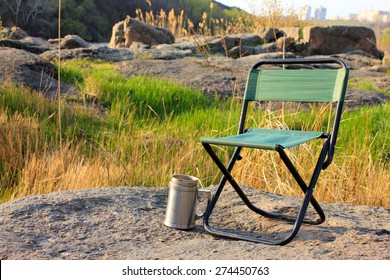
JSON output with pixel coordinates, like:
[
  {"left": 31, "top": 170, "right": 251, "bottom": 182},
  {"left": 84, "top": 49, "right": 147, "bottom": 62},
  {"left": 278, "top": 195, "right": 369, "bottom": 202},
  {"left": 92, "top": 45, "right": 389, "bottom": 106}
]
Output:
[{"left": 244, "top": 68, "right": 348, "bottom": 103}]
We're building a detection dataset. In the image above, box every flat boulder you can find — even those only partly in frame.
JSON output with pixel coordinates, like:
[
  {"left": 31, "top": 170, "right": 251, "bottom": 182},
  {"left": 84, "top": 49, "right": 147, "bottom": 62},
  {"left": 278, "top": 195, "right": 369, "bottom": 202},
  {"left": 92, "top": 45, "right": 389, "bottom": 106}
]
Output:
[
  {"left": 304, "top": 26, "right": 383, "bottom": 59},
  {"left": 0, "top": 38, "right": 50, "bottom": 54},
  {"left": 0, "top": 186, "right": 388, "bottom": 259},
  {"left": 109, "top": 18, "right": 175, "bottom": 48},
  {"left": 0, "top": 47, "right": 69, "bottom": 98}
]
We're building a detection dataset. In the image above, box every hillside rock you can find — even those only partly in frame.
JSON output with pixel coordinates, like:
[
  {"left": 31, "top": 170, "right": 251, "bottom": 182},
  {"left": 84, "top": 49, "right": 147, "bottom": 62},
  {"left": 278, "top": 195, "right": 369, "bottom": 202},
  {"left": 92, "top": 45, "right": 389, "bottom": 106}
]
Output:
[
  {"left": 0, "top": 47, "right": 69, "bottom": 98},
  {"left": 303, "top": 26, "right": 383, "bottom": 59},
  {"left": 0, "top": 186, "right": 388, "bottom": 260},
  {"left": 109, "top": 18, "right": 175, "bottom": 48}
]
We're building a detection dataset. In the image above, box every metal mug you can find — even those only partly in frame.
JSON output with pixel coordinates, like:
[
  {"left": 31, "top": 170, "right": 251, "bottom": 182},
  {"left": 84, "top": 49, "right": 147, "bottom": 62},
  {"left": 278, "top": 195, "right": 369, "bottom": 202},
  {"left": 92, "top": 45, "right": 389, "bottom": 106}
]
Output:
[{"left": 164, "top": 174, "right": 211, "bottom": 230}]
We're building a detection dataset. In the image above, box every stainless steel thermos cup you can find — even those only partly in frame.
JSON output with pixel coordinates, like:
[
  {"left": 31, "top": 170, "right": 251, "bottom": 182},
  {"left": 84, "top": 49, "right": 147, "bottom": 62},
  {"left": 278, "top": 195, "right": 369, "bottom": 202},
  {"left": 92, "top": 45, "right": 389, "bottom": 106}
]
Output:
[{"left": 164, "top": 174, "right": 211, "bottom": 230}]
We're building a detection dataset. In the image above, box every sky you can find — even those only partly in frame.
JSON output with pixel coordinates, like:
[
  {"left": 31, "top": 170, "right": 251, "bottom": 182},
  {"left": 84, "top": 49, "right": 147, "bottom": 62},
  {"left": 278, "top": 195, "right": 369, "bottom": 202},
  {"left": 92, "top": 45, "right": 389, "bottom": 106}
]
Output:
[{"left": 216, "top": 0, "right": 389, "bottom": 19}]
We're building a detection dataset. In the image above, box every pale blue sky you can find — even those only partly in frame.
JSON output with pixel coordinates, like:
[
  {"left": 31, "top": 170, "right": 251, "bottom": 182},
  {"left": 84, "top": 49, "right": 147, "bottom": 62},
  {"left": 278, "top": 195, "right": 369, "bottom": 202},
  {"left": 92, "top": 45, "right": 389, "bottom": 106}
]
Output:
[{"left": 216, "top": 0, "right": 389, "bottom": 18}]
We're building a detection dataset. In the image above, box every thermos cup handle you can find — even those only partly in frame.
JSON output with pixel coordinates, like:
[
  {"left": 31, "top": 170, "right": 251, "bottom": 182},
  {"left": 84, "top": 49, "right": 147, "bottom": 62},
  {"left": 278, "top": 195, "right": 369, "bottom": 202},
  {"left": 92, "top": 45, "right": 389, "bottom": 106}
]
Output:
[{"left": 195, "top": 189, "right": 211, "bottom": 220}]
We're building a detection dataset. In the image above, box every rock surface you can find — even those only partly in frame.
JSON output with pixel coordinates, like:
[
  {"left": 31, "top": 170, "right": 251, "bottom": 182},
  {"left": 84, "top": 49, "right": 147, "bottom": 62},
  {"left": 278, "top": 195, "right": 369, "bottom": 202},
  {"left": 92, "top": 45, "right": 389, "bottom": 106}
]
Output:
[
  {"left": 0, "top": 186, "right": 389, "bottom": 260},
  {"left": 109, "top": 18, "right": 175, "bottom": 48},
  {"left": 304, "top": 26, "right": 383, "bottom": 59},
  {"left": 0, "top": 38, "right": 50, "bottom": 54},
  {"left": 60, "top": 35, "right": 91, "bottom": 49},
  {"left": 117, "top": 55, "right": 389, "bottom": 107},
  {"left": 0, "top": 47, "right": 70, "bottom": 98}
]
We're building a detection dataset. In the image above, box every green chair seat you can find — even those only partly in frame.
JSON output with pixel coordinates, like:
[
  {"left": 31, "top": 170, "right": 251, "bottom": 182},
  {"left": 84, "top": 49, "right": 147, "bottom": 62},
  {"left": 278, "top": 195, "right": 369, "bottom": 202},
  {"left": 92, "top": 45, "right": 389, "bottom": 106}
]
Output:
[{"left": 201, "top": 128, "right": 324, "bottom": 150}]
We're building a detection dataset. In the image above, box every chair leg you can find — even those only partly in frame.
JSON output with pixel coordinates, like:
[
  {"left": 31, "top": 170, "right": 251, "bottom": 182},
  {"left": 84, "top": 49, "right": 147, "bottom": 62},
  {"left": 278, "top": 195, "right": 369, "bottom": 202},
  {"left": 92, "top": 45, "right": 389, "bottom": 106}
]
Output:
[
  {"left": 277, "top": 146, "right": 326, "bottom": 224},
  {"left": 202, "top": 139, "right": 330, "bottom": 245}
]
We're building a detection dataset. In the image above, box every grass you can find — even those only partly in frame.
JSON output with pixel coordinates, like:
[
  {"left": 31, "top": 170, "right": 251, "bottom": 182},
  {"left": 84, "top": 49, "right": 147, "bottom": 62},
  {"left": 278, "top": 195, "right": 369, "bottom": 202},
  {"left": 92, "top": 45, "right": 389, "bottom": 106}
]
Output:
[
  {"left": 0, "top": 59, "right": 389, "bottom": 208},
  {"left": 348, "top": 77, "right": 390, "bottom": 96}
]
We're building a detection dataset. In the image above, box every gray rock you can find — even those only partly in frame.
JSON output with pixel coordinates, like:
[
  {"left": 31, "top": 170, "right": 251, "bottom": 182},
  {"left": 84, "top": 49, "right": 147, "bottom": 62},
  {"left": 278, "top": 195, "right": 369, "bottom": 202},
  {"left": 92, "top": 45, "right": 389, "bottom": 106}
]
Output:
[
  {"left": 40, "top": 45, "right": 193, "bottom": 62},
  {"left": 228, "top": 45, "right": 255, "bottom": 58},
  {"left": 0, "top": 186, "right": 388, "bottom": 259},
  {"left": 253, "top": 42, "right": 278, "bottom": 54},
  {"left": 1, "top": 26, "right": 28, "bottom": 40},
  {"left": 40, "top": 46, "right": 134, "bottom": 62},
  {"left": 303, "top": 26, "right": 383, "bottom": 59},
  {"left": 291, "top": 41, "right": 306, "bottom": 53},
  {"left": 0, "top": 38, "right": 50, "bottom": 54},
  {"left": 0, "top": 47, "right": 69, "bottom": 98},
  {"left": 257, "top": 27, "right": 284, "bottom": 42},
  {"left": 129, "top": 41, "right": 150, "bottom": 50},
  {"left": 334, "top": 52, "right": 383, "bottom": 69},
  {"left": 109, "top": 21, "right": 126, "bottom": 48},
  {"left": 110, "top": 18, "right": 175, "bottom": 48},
  {"left": 20, "top": 36, "right": 52, "bottom": 48},
  {"left": 276, "top": 36, "right": 292, "bottom": 51},
  {"left": 60, "top": 35, "right": 91, "bottom": 49},
  {"left": 118, "top": 57, "right": 240, "bottom": 96},
  {"left": 203, "top": 34, "right": 263, "bottom": 54}
]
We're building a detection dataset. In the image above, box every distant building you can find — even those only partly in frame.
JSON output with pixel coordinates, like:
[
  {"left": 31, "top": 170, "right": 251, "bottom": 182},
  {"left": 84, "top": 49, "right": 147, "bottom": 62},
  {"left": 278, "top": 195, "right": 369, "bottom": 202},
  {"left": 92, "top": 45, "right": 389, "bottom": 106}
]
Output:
[
  {"left": 346, "top": 13, "right": 358, "bottom": 21},
  {"left": 358, "top": 10, "right": 390, "bottom": 23},
  {"left": 314, "top": 6, "right": 327, "bottom": 20},
  {"left": 299, "top": 5, "right": 311, "bottom": 21}
]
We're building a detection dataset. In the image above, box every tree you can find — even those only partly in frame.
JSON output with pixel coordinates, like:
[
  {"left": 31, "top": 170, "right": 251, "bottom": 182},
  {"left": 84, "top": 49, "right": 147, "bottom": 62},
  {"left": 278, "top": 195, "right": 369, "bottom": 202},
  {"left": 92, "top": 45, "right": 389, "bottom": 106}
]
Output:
[
  {"left": 2, "top": 0, "right": 23, "bottom": 25},
  {"left": 22, "top": 0, "right": 49, "bottom": 24}
]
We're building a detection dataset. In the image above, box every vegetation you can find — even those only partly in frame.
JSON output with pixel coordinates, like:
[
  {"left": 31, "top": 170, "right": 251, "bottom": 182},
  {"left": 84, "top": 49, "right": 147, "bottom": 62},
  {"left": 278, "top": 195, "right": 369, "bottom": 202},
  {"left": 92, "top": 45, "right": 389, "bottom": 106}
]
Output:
[
  {"left": 0, "top": 0, "right": 255, "bottom": 41},
  {"left": 0, "top": 60, "right": 389, "bottom": 208},
  {"left": 349, "top": 78, "right": 390, "bottom": 96},
  {"left": 380, "top": 27, "right": 390, "bottom": 53}
]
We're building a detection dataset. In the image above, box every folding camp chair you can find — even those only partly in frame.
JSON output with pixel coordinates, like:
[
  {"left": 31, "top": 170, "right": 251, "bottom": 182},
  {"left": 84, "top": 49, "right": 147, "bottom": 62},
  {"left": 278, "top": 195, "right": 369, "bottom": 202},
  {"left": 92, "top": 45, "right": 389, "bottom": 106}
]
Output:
[{"left": 201, "top": 58, "right": 349, "bottom": 245}]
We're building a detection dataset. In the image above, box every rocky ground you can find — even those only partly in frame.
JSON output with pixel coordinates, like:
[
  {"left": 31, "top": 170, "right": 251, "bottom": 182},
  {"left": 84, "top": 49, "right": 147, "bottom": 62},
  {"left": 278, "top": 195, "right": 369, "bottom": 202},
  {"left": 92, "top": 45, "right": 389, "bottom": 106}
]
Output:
[
  {"left": 2, "top": 39, "right": 389, "bottom": 107},
  {"left": 116, "top": 54, "right": 390, "bottom": 108},
  {"left": 0, "top": 186, "right": 389, "bottom": 260}
]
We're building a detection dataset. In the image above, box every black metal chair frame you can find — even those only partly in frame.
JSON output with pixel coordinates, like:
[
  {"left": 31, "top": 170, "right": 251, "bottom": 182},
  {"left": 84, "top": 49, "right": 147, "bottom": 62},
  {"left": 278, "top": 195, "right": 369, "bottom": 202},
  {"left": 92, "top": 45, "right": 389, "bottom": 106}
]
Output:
[{"left": 201, "top": 58, "right": 350, "bottom": 245}]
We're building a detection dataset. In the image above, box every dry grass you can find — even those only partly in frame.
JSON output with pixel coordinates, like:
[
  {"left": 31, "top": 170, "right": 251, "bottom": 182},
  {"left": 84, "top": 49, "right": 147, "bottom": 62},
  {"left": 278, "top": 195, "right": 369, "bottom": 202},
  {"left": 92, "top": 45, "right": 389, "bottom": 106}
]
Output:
[{"left": 231, "top": 104, "right": 389, "bottom": 207}]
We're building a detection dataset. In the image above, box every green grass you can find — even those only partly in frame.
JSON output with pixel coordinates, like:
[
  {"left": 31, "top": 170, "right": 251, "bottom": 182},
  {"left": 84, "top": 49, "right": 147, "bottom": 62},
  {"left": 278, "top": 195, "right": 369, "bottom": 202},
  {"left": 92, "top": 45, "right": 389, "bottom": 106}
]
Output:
[
  {"left": 348, "top": 77, "right": 390, "bottom": 96},
  {"left": 0, "top": 59, "right": 389, "bottom": 207}
]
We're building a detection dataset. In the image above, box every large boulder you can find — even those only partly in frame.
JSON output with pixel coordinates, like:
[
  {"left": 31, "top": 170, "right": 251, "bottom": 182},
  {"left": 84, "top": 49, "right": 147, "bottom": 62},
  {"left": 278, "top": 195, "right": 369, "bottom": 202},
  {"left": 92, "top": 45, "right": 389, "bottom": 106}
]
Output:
[
  {"left": 0, "top": 47, "right": 69, "bottom": 98},
  {"left": 109, "top": 18, "right": 175, "bottom": 48},
  {"left": 60, "top": 35, "right": 90, "bottom": 49},
  {"left": 303, "top": 26, "right": 383, "bottom": 59}
]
